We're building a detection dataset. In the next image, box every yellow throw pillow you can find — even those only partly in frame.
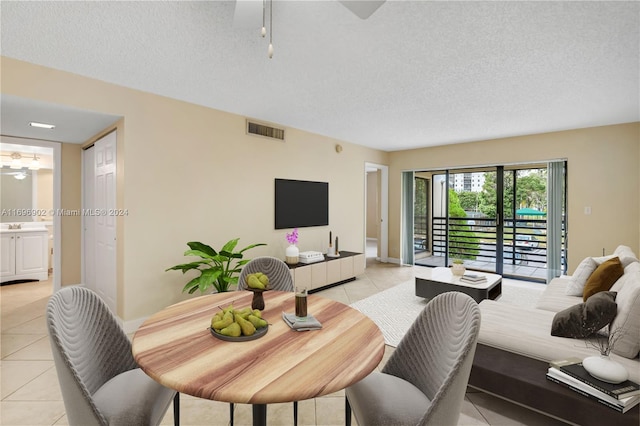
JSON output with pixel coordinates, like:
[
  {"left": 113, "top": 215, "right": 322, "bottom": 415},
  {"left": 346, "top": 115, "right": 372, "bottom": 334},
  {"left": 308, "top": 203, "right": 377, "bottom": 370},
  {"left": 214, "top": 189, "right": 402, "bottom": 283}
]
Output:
[{"left": 583, "top": 256, "right": 624, "bottom": 301}]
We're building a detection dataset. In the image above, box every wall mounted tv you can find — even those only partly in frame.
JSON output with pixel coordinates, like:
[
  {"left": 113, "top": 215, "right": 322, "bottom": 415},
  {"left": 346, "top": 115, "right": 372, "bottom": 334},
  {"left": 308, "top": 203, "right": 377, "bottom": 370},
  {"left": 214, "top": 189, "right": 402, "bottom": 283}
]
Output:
[{"left": 275, "top": 178, "right": 329, "bottom": 229}]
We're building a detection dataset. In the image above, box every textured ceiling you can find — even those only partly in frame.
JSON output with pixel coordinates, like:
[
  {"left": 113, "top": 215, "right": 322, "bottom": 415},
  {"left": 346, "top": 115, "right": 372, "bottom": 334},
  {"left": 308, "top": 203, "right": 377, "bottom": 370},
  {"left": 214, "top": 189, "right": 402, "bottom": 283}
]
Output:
[{"left": 1, "top": 1, "right": 638, "bottom": 151}]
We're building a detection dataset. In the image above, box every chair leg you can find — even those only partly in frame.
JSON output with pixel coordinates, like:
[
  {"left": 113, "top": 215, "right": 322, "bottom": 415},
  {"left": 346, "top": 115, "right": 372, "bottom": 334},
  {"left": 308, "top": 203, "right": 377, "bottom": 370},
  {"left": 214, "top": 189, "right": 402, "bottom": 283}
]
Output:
[
  {"left": 345, "top": 397, "right": 351, "bottom": 426},
  {"left": 230, "top": 402, "right": 234, "bottom": 426},
  {"left": 293, "top": 401, "right": 298, "bottom": 426},
  {"left": 173, "top": 392, "right": 180, "bottom": 426}
]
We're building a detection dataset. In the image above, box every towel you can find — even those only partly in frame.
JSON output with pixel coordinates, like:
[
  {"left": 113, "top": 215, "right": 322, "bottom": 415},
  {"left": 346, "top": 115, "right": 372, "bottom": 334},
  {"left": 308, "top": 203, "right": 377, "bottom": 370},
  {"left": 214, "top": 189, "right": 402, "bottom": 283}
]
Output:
[{"left": 282, "top": 312, "right": 323, "bottom": 331}]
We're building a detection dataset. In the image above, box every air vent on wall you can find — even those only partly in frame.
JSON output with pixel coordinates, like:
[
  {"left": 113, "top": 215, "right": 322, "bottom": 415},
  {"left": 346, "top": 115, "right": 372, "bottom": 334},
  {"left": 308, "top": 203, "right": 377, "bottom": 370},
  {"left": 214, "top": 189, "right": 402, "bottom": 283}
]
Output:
[{"left": 246, "top": 119, "right": 285, "bottom": 141}]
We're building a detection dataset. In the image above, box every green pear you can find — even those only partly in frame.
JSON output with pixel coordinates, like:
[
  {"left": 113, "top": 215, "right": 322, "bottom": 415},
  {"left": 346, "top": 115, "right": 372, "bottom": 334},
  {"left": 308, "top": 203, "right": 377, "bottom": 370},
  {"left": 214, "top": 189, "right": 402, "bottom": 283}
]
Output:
[
  {"left": 236, "top": 315, "right": 256, "bottom": 336},
  {"left": 258, "top": 274, "right": 269, "bottom": 287},
  {"left": 252, "top": 309, "right": 262, "bottom": 318},
  {"left": 212, "top": 311, "right": 233, "bottom": 330},
  {"left": 248, "top": 314, "right": 268, "bottom": 329},
  {"left": 210, "top": 312, "right": 223, "bottom": 328},
  {"left": 219, "top": 322, "right": 241, "bottom": 337},
  {"left": 247, "top": 275, "right": 265, "bottom": 289},
  {"left": 235, "top": 307, "right": 251, "bottom": 319}
]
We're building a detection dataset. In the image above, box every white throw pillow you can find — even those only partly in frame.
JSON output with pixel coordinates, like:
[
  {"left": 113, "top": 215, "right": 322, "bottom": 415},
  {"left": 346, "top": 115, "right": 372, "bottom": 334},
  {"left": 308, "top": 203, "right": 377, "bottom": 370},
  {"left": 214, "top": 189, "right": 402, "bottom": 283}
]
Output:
[
  {"left": 614, "top": 245, "right": 638, "bottom": 260},
  {"left": 565, "top": 257, "right": 598, "bottom": 296},
  {"left": 593, "top": 254, "right": 615, "bottom": 264},
  {"left": 594, "top": 253, "right": 637, "bottom": 269},
  {"left": 610, "top": 268, "right": 640, "bottom": 359},
  {"left": 611, "top": 262, "right": 640, "bottom": 292}
]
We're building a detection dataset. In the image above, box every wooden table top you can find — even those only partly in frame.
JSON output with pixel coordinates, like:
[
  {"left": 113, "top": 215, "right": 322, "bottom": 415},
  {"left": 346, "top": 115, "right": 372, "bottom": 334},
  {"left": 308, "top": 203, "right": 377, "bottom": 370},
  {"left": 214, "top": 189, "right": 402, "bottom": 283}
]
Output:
[{"left": 132, "top": 291, "right": 385, "bottom": 405}]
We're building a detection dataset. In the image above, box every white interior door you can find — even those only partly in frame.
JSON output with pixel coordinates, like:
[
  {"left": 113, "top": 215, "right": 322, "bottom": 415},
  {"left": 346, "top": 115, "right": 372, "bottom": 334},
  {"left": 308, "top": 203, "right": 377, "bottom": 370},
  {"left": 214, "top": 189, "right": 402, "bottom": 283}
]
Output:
[{"left": 84, "top": 131, "right": 117, "bottom": 313}]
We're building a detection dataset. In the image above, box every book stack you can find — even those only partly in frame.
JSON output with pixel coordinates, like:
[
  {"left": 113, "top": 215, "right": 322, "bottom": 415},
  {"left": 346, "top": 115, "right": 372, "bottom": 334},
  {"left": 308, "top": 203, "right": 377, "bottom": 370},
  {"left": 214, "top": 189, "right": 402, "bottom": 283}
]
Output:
[
  {"left": 546, "top": 358, "right": 640, "bottom": 413},
  {"left": 460, "top": 273, "right": 487, "bottom": 284}
]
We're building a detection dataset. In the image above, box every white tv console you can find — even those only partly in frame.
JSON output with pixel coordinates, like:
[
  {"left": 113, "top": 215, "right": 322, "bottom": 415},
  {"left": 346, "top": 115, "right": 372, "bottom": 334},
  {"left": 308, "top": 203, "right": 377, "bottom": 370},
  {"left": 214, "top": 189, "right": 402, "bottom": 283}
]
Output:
[{"left": 287, "top": 251, "right": 365, "bottom": 292}]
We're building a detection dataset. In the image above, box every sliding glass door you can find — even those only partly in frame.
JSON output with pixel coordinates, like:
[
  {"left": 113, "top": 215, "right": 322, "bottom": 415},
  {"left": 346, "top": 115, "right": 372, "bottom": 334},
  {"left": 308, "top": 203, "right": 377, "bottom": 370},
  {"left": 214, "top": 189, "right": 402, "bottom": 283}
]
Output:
[{"left": 407, "top": 162, "right": 566, "bottom": 282}]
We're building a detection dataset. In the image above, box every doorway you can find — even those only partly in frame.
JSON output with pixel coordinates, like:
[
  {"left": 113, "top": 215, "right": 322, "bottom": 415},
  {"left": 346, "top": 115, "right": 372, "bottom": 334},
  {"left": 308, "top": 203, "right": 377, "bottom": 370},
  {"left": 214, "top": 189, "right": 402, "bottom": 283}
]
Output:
[
  {"left": 0, "top": 137, "right": 61, "bottom": 290},
  {"left": 406, "top": 162, "right": 567, "bottom": 282}
]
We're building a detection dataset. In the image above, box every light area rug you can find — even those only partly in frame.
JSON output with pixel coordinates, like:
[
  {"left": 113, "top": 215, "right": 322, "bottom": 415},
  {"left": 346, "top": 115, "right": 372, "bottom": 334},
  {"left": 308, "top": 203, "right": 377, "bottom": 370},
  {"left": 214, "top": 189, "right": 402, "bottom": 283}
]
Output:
[{"left": 350, "top": 278, "right": 544, "bottom": 347}]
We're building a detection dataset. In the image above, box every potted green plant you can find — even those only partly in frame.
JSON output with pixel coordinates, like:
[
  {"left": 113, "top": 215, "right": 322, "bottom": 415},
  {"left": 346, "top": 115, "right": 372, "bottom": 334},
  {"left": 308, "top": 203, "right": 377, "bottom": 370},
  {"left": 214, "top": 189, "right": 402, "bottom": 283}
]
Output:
[
  {"left": 166, "top": 239, "right": 266, "bottom": 294},
  {"left": 451, "top": 258, "right": 466, "bottom": 276}
]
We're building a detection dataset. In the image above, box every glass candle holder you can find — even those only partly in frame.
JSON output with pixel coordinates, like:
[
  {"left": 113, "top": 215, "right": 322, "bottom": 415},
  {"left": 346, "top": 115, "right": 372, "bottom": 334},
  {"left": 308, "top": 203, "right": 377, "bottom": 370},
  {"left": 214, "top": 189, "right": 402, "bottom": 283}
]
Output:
[{"left": 295, "top": 287, "right": 307, "bottom": 319}]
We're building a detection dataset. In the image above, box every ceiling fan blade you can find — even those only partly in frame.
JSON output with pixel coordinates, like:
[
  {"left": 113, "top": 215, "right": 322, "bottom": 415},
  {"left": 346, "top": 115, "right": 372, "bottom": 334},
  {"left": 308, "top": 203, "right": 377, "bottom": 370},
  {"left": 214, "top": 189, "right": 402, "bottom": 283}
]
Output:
[
  {"left": 233, "top": 0, "right": 263, "bottom": 29},
  {"left": 338, "top": 0, "right": 386, "bottom": 20}
]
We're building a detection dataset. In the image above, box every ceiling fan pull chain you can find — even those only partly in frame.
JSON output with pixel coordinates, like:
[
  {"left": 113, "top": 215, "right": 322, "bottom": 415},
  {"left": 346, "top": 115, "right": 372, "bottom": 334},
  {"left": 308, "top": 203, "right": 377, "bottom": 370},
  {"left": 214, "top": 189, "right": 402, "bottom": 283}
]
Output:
[
  {"left": 261, "top": 0, "right": 266, "bottom": 37},
  {"left": 268, "top": 0, "right": 273, "bottom": 58}
]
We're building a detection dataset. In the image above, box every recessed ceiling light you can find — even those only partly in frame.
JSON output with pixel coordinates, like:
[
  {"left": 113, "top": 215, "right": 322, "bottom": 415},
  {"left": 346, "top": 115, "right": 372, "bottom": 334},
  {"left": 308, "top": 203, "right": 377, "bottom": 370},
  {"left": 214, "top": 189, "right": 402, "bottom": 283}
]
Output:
[{"left": 29, "top": 121, "right": 56, "bottom": 129}]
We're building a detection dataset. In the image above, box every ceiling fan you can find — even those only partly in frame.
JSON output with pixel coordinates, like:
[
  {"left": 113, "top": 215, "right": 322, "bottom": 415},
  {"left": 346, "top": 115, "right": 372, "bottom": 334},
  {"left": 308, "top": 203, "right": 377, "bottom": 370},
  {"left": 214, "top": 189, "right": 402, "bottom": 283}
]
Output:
[
  {"left": 1, "top": 169, "right": 30, "bottom": 180},
  {"left": 233, "top": 0, "right": 387, "bottom": 26},
  {"left": 338, "top": 1, "right": 386, "bottom": 20},
  {"left": 233, "top": 0, "right": 386, "bottom": 57}
]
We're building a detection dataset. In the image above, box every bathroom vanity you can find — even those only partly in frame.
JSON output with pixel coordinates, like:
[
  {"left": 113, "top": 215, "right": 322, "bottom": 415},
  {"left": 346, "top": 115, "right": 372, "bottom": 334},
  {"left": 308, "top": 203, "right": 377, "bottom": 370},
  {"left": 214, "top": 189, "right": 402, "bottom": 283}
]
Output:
[{"left": 1, "top": 224, "right": 49, "bottom": 283}]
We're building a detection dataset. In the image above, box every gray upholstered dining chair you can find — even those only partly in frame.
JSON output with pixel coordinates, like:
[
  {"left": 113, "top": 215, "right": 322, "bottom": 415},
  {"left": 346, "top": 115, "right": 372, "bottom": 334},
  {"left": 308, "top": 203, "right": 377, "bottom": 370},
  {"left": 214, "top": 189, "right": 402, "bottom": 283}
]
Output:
[
  {"left": 46, "top": 286, "right": 179, "bottom": 426},
  {"left": 237, "top": 256, "right": 294, "bottom": 291},
  {"left": 233, "top": 256, "right": 297, "bottom": 425},
  {"left": 345, "top": 291, "right": 481, "bottom": 426}
]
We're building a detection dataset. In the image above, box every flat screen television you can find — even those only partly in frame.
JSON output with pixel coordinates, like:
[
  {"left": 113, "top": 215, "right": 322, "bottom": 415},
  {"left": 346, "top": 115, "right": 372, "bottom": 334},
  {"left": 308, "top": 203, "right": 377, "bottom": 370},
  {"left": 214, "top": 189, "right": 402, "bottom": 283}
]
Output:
[{"left": 275, "top": 178, "right": 329, "bottom": 229}]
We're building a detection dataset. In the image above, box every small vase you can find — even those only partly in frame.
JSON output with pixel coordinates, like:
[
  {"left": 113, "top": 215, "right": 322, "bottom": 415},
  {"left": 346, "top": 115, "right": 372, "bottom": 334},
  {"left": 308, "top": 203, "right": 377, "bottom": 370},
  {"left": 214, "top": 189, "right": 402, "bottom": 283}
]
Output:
[
  {"left": 285, "top": 244, "right": 299, "bottom": 265},
  {"left": 583, "top": 355, "right": 629, "bottom": 384},
  {"left": 451, "top": 264, "right": 465, "bottom": 276},
  {"left": 250, "top": 289, "right": 266, "bottom": 310}
]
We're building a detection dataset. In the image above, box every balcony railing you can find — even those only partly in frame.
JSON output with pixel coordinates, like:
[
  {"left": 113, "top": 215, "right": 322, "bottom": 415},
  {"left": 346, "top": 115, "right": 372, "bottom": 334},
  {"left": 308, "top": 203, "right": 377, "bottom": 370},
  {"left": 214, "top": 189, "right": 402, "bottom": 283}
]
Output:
[{"left": 415, "top": 215, "right": 564, "bottom": 282}]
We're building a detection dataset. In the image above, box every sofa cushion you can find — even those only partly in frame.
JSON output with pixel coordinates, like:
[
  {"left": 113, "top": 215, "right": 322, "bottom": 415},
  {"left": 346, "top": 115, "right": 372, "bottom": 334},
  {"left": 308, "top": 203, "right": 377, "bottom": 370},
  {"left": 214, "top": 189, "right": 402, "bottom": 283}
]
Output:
[
  {"left": 551, "top": 291, "right": 617, "bottom": 338},
  {"left": 609, "top": 266, "right": 640, "bottom": 359},
  {"left": 565, "top": 257, "right": 598, "bottom": 296},
  {"left": 582, "top": 257, "right": 623, "bottom": 301},
  {"left": 477, "top": 300, "right": 640, "bottom": 383},
  {"left": 536, "top": 277, "right": 582, "bottom": 312}
]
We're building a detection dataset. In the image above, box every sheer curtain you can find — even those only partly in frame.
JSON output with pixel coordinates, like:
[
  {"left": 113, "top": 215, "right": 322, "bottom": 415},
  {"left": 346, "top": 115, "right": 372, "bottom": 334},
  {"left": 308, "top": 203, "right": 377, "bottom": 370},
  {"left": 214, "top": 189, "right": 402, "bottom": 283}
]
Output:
[
  {"left": 401, "top": 171, "right": 415, "bottom": 266},
  {"left": 547, "top": 160, "right": 566, "bottom": 282}
]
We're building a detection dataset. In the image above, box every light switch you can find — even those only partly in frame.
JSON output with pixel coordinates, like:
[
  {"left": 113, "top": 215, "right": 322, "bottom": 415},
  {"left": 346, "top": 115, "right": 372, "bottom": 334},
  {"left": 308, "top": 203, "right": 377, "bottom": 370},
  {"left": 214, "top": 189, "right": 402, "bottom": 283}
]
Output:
[{"left": 584, "top": 206, "right": 592, "bottom": 215}]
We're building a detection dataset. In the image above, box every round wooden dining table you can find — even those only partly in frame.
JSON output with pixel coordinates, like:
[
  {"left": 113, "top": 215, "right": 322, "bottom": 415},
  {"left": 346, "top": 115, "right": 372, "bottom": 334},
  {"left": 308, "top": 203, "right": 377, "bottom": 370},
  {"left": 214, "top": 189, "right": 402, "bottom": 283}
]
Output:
[{"left": 132, "top": 290, "right": 385, "bottom": 426}]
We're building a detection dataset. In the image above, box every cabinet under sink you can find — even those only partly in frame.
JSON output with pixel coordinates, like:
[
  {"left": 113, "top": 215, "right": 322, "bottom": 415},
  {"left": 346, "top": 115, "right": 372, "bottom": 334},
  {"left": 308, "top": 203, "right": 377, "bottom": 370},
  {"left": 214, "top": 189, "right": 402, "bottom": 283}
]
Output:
[{"left": 1, "top": 227, "right": 48, "bottom": 283}]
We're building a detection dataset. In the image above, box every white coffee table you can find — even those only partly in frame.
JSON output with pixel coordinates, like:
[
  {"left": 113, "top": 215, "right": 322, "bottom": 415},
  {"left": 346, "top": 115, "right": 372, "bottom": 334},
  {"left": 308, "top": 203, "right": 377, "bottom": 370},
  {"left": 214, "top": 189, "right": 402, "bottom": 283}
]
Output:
[{"left": 415, "top": 267, "right": 502, "bottom": 303}]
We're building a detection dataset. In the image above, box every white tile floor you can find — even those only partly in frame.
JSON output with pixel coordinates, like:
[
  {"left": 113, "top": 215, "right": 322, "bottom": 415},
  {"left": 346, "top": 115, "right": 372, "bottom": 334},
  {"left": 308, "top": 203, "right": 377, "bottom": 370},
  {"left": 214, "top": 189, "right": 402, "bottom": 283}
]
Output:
[{"left": 1, "top": 259, "right": 566, "bottom": 425}]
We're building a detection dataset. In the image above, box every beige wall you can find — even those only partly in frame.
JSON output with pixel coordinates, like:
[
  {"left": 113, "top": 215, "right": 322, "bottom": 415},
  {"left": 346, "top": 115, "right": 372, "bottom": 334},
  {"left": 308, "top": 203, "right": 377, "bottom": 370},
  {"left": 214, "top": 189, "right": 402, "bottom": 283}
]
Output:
[
  {"left": 389, "top": 123, "right": 640, "bottom": 272},
  {"left": 36, "top": 168, "right": 53, "bottom": 217},
  {"left": 1, "top": 57, "right": 388, "bottom": 320},
  {"left": 60, "top": 143, "right": 82, "bottom": 285}
]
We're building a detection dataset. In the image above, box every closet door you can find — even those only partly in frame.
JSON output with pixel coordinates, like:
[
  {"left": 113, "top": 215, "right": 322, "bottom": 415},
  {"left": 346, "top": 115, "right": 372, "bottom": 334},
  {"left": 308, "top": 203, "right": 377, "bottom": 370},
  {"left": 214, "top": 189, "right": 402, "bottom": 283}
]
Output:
[{"left": 83, "top": 131, "right": 117, "bottom": 313}]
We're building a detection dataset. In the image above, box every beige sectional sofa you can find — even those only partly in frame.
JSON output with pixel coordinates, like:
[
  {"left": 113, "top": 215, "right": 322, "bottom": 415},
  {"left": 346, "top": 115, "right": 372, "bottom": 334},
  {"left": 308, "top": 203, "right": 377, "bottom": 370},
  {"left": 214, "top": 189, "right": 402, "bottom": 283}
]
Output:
[{"left": 470, "top": 245, "right": 640, "bottom": 424}]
